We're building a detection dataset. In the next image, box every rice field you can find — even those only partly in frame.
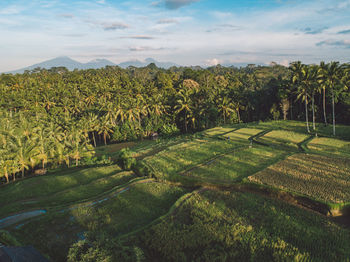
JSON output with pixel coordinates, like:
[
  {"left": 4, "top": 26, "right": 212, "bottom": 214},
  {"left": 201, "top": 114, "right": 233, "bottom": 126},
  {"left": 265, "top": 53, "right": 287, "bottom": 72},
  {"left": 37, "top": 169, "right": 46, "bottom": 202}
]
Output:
[
  {"left": 307, "top": 137, "right": 350, "bottom": 158},
  {"left": 9, "top": 182, "right": 188, "bottom": 261},
  {"left": 257, "top": 130, "right": 309, "bottom": 149},
  {"left": 220, "top": 127, "right": 263, "bottom": 142},
  {"left": 144, "top": 137, "right": 238, "bottom": 179},
  {"left": 184, "top": 145, "right": 287, "bottom": 184},
  {"left": 128, "top": 189, "right": 350, "bottom": 262},
  {"left": 201, "top": 126, "right": 237, "bottom": 137},
  {"left": 248, "top": 153, "right": 350, "bottom": 204}
]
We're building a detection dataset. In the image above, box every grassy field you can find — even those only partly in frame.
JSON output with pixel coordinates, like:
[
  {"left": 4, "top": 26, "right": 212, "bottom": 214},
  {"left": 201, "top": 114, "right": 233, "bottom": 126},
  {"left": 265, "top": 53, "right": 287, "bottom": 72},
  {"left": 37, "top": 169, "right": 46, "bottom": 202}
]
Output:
[
  {"left": 184, "top": 145, "right": 287, "bottom": 184},
  {"left": 0, "top": 165, "right": 137, "bottom": 216},
  {"left": 119, "top": 189, "right": 350, "bottom": 262},
  {"left": 8, "top": 182, "right": 188, "bottom": 262},
  {"left": 308, "top": 137, "right": 350, "bottom": 158},
  {"left": 248, "top": 153, "right": 350, "bottom": 204}
]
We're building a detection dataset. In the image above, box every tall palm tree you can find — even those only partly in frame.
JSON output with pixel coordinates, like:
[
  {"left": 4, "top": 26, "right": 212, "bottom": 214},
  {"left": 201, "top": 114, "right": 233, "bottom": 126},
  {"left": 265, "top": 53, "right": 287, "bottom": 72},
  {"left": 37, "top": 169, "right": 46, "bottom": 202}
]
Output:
[
  {"left": 317, "top": 61, "right": 328, "bottom": 125},
  {"left": 291, "top": 62, "right": 311, "bottom": 133},
  {"left": 318, "top": 62, "right": 345, "bottom": 135},
  {"left": 174, "top": 89, "right": 193, "bottom": 132}
]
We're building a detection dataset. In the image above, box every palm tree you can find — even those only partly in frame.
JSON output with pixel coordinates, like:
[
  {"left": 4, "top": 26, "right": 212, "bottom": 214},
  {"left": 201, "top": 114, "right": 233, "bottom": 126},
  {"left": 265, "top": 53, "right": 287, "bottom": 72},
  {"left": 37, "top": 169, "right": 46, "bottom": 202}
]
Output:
[
  {"left": 318, "top": 62, "right": 345, "bottom": 135},
  {"left": 174, "top": 89, "right": 193, "bottom": 132},
  {"left": 217, "top": 96, "right": 235, "bottom": 124},
  {"left": 317, "top": 61, "right": 328, "bottom": 125},
  {"left": 291, "top": 62, "right": 311, "bottom": 133}
]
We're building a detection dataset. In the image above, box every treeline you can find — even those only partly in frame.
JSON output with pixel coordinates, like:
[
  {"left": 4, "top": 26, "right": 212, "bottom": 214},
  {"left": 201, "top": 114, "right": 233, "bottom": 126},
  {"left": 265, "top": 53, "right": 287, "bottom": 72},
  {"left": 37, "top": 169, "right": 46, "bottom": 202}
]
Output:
[{"left": 0, "top": 61, "right": 349, "bottom": 183}]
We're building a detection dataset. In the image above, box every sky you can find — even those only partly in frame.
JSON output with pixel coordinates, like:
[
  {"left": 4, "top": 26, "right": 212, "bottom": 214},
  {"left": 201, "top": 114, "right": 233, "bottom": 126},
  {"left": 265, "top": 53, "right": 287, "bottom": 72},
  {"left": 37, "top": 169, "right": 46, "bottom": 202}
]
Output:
[{"left": 0, "top": 0, "right": 350, "bottom": 72}]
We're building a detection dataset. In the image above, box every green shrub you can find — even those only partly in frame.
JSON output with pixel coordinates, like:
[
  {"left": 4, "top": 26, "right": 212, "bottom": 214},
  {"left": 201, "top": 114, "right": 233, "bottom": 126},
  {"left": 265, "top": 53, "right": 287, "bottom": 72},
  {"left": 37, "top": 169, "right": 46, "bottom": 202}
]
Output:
[
  {"left": 118, "top": 148, "right": 136, "bottom": 170},
  {"left": 159, "top": 123, "right": 180, "bottom": 137}
]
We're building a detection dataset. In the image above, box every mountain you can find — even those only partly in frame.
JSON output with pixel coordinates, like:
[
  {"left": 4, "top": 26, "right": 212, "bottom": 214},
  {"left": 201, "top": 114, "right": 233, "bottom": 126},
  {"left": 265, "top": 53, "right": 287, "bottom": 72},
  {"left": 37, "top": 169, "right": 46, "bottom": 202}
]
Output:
[
  {"left": 6, "top": 56, "right": 116, "bottom": 74},
  {"left": 118, "top": 58, "right": 178, "bottom": 69},
  {"left": 5, "top": 57, "right": 179, "bottom": 74},
  {"left": 83, "top": 58, "right": 116, "bottom": 69}
]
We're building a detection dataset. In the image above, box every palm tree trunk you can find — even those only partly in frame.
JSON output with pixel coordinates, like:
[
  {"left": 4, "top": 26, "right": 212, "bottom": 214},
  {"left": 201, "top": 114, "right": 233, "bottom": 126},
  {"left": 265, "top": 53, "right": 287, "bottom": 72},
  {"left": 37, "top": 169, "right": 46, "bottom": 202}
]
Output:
[
  {"left": 323, "top": 88, "right": 327, "bottom": 125},
  {"left": 237, "top": 109, "right": 241, "bottom": 123},
  {"left": 185, "top": 113, "right": 188, "bottom": 132},
  {"left": 104, "top": 133, "right": 107, "bottom": 145},
  {"left": 22, "top": 167, "right": 25, "bottom": 178},
  {"left": 305, "top": 96, "right": 310, "bottom": 133},
  {"left": 312, "top": 93, "right": 315, "bottom": 131},
  {"left": 223, "top": 113, "right": 226, "bottom": 124},
  {"left": 332, "top": 88, "right": 336, "bottom": 136},
  {"left": 290, "top": 99, "right": 293, "bottom": 120},
  {"left": 5, "top": 171, "right": 9, "bottom": 183},
  {"left": 92, "top": 132, "right": 97, "bottom": 147}
]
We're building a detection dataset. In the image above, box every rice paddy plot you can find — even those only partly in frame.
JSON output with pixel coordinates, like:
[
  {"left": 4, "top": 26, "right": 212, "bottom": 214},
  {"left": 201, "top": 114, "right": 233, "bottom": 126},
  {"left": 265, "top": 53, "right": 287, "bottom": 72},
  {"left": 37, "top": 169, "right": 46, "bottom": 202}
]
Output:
[
  {"left": 184, "top": 145, "right": 287, "bottom": 184},
  {"left": 220, "top": 128, "right": 263, "bottom": 143},
  {"left": 201, "top": 126, "right": 238, "bottom": 137},
  {"left": 0, "top": 165, "right": 124, "bottom": 216},
  {"left": 144, "top": 137, "right": 237, "bottom": 179},
  {"left": 9, "top": 182, "right": 188, "bottom": 262},
  {"left": 257, "top": 130, "right": 309, "bottom": 149},
  {"left": 248, "top": 153, "right": 350, "bottom": 204},
  {"left": 308, "top": 137, "right": 350, "bottom": 158}
]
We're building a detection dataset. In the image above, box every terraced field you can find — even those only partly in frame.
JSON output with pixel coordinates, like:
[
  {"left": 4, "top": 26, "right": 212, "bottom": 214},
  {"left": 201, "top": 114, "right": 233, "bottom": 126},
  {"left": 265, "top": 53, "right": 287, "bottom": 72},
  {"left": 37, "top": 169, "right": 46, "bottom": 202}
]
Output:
[
  {"left": 248, "top": 153, "right": 350, "bottom": 204},
  {"left": 0, "top": 165, "right": 138, "bottom": 216},
  {"left": 1, "top": 121, "right": 350, "bottom": 262},
  {"left": 184, "top": 145, "right": 287, "bottom": 184},
  {"left": 7, "top": 182, "right": 188, "bottom": 261},
  {"left": 256, "top": 130, "right": 309, "bottom": 149},
  {"left": 144, "top": 137, "right": 238, "bottom": 180},
  {"left": 108, "top": 189, "right": 350, "bottom": 262},
  {"left": 308, "top": 137, "right": 350, "bottom": 158}
]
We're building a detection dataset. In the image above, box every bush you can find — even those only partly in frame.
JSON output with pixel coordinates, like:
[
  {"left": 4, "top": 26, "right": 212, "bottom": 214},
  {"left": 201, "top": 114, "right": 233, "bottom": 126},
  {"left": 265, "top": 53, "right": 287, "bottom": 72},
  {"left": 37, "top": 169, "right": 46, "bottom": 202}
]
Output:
[
  {"left": 159, "top": 123, "right": 180, "bottom": 137},
  {"left": 133, "top": 160, "right": 154, "bottom": 178},
  {"left": 118, "top": 148, "right": 136, "bottom": 170}
]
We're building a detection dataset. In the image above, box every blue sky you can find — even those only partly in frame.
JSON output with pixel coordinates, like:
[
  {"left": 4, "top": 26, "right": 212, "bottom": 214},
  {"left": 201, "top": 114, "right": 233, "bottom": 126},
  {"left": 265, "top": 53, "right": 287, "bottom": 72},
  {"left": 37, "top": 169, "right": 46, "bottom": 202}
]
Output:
[{"left": 1, "top": 0, "right": 350, "bottom": 71}]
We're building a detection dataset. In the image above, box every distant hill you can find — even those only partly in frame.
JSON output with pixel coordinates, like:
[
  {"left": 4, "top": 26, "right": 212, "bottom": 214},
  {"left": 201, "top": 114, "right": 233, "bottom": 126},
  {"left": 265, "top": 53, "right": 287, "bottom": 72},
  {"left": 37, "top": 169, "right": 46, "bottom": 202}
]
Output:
[
  {"left": 118, "top": 58, "right": 178, "bottom": 69},
  {"left": 5, "top": 57, "right": 179, "bottom": 74}
]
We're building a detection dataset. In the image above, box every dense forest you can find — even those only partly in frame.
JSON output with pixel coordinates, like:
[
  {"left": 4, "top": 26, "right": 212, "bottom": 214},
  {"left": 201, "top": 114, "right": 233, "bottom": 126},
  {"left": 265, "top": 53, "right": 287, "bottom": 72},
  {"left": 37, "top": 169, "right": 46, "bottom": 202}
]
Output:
[{"left": 0, "top": 61, "right": 349, "bottom": 183}]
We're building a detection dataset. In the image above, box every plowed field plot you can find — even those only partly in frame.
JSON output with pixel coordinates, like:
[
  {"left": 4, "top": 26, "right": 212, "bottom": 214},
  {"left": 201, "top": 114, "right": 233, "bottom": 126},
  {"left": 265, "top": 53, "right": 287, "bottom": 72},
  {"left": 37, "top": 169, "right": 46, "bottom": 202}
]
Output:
[
  {"left": 248, "top": 153, "right": 350, "bottom": 204},
  {"left": 257, "top": 130, "right": 309, "bottom": 148},
  {"left": 308, "top": 137, "right": 350, "bottom": 158}
]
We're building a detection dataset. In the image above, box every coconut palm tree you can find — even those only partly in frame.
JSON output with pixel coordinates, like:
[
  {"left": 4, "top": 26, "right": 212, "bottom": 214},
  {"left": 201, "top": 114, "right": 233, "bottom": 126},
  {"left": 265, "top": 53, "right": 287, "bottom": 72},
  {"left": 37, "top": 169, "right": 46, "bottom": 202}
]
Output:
[{"left": 317, "top": 62, "right": 345, "bottom": 135}]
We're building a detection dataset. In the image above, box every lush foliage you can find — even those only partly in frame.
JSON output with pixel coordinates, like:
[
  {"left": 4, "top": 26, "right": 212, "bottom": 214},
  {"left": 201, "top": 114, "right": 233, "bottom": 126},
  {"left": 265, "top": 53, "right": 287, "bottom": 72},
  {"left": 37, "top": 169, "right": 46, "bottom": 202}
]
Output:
[{"left": 1, "top": 62, "right": 349, "bottom": 183}]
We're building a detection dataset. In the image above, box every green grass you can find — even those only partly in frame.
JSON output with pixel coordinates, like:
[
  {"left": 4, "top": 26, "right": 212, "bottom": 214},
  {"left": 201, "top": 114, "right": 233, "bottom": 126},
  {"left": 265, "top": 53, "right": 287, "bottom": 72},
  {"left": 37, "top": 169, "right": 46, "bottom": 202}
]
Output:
[
  {"left": 256, "top": 130, "right": 309, "bottom": 149},
  {"left": 184, "top": 145, "right": 287, "bottom": 184},
  {"left": 0, "top": 165, "right": 133, "bottom": 216},
  {"left": 9, "top": 182, "right": 188, "bottom": 262},
  {"left": 248, "top": 153, "right": 350, "bottom": 204},
  {"left": 308, "top": 137, "right": 350, "bottom": 158},
  {"left": 121, "top": 189, "right": 350, "bottom": 262},
  {"left": 144, "top": 137, "right": 239, "bottom": 180}
]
